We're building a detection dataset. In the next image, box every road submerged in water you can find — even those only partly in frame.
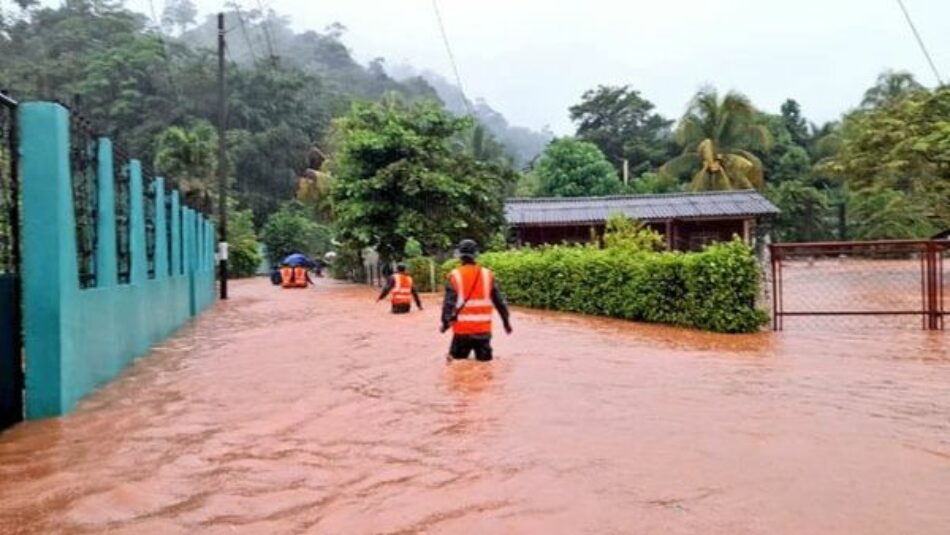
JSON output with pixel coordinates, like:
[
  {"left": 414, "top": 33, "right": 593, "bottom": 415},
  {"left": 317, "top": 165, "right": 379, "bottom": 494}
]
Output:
[{"left": 0, "top": 278, "right": 948, "bottom": 534}]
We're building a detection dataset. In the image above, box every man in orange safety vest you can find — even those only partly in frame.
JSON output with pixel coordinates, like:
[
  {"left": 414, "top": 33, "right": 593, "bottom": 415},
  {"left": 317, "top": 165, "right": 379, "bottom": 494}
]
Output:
[
  {"left": 377, "top": 263, "right": 423, "bottom": 313},
  {"left": 440, "top": 239, "right": 512, "bottom": 362}
]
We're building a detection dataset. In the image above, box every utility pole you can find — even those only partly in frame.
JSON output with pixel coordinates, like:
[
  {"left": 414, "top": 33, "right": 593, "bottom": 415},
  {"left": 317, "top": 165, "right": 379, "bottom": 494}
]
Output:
[
  {"left": 217, "top": 12, "right": 229, "bottom": 299},
  {"left": 622, "top": 158, "right": 629, "bottom": 186}
]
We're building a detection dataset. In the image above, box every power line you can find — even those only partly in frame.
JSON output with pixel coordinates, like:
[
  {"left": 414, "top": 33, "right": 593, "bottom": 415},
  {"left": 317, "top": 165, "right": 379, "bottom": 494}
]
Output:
[
  {"left": 431, "top": 0, "right": 473, "bottom": 116},
  {"left": 895, "top": 0, "right": 944, "bottom": 85}
]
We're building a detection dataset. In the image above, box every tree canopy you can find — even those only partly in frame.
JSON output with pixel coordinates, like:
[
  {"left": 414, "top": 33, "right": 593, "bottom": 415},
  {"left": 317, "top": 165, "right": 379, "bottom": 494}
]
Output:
[
  {"left": 328, "top": 99, "right": 513, "bottom": 261},
  {"left": 569, "top": 85, "right": 674, "bottom": 177},
  {"left": 532, "top": 138, "right": 621, "bottom": 197}
]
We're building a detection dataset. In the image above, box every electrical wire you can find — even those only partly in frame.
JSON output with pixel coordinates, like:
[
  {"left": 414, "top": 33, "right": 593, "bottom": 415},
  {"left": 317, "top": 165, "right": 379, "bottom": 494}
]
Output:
[
  {"left": 431, "top": 0, "right": 473, "bottom": 116},
  {"left": 895, "top": 0, "right": 944, "bottom": 85}
]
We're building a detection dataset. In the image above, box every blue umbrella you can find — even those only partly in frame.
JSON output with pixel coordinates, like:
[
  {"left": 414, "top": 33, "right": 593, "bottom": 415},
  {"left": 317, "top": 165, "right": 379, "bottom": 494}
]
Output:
[{"left": 282, "top": 253, "right": 316, "bottom": 268}]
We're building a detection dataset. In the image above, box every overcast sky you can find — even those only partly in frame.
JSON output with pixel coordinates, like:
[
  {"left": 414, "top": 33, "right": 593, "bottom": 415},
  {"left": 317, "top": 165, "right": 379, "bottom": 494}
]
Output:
[{"left": 119, "top": 0, "right": 950, "bottom": 134}]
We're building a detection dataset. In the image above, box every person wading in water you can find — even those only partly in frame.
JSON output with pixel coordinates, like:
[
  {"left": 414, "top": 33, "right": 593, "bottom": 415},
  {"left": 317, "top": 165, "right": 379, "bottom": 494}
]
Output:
[
  {"left": 377, "top": 263, "right": 423, "bottom": 314},
  {"left": 440, "top": 239, "right": 512, "bottom": 361}
]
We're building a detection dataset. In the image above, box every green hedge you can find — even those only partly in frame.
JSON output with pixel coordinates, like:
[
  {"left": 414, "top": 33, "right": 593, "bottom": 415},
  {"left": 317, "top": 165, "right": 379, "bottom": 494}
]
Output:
[
  {"left": 405, "top": 256, "right": 445, "bottom": 293},
  {"left": 442, "top": 239, "right": 768, "bottom": 333}
]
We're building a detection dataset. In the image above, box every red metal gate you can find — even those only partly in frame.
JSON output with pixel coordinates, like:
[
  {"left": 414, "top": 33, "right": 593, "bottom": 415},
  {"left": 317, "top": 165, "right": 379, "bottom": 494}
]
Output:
[{"left": 770, "top": 240, "right": 946, "bottom": 331}]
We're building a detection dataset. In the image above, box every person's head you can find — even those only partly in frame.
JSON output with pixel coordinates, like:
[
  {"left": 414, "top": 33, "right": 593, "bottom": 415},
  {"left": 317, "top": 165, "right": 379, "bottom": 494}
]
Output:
[
  {"left": 396, "top": 263, "right": 406, "bottom": 273},
  {"left": 457, "top": 239, "right": 479, "bottom": 264}
]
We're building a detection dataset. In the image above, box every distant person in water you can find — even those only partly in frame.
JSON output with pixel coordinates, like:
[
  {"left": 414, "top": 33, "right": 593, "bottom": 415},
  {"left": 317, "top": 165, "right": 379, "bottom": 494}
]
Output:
[
  {"left": 377, "top": 263, "right": 423, "bottom": 314},
  {"left": 440, "top": 239, "right": 512, "bottom": 362}
]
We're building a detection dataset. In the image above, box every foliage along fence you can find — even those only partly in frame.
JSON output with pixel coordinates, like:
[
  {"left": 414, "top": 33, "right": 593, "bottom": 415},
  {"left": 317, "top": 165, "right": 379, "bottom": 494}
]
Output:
[
  {"left": 19, "top": 102, "right": 217, "bottom": 418},
  {"left": 356, "top": 256, "right": 446, "bottom": 293},
  {"left": 445, "top": 239, "right": 768, "bottom": 334}
]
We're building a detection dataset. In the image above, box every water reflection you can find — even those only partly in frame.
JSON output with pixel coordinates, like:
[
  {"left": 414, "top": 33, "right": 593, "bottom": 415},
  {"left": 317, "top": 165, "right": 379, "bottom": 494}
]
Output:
[{"left": 444, "top": 359, "right": 496, "bottom": 396}]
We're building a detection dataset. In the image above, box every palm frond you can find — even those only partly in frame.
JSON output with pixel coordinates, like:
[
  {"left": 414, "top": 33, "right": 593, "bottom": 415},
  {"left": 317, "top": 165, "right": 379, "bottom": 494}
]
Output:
[
  {"left": 659, "top": 152, "right": 700, "bottom": 178},
  {"left": 723, "top": 152, "right": 764, "bottom": 190}
]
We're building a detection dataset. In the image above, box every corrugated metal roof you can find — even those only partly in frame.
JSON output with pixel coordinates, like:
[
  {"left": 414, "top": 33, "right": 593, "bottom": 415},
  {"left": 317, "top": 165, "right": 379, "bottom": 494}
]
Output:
[{"left": 505, "top": 190, "right": 780, "bottom": 226}]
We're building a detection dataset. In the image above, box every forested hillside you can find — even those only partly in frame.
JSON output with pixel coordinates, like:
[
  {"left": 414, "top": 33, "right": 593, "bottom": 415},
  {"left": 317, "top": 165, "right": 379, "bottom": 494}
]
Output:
[{"left": 0, "top": 0, "right": 530, "bottom": 221}]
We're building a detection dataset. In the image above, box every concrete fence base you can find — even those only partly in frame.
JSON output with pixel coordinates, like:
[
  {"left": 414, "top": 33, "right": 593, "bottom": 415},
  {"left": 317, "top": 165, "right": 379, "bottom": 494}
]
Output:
[{"left": 19, "top": 102, "right": 216, "bottom": 418}]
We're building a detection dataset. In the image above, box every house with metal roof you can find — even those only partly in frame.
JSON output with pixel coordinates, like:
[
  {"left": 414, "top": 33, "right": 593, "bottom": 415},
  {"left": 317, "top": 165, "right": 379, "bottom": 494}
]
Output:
[{"left": 505, "top": 190, "right": 780, "bottom": 251}]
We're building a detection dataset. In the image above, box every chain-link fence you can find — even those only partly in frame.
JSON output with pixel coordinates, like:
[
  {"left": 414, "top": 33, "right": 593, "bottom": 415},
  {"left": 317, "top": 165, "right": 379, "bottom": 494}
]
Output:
[{"left": 770, "top": 240, "right": 947, "bottom": 330}]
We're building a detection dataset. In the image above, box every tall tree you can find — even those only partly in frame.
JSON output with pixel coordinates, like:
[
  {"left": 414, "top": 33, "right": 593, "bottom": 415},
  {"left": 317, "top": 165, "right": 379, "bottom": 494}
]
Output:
[
  {"left": 767, "top": 180, "right": 832, "bottom": 242},
  {"left": 820, "top": 86, "right": 950, "bottom": 230},
  {"left": 569, "top": 85, "right": 673, "bottom": 176},
  {"left": 533, "top": 138, "right": 621, "bottom": 197},
  {"left": 161, "top": 0, "right": 197, "bottom": 34},
  {"left": 329, "top": 100, "right": 512, "bottom": 261},
  {"left": 780, "top": 99, "right": 809, "bottom": 147},
  {"left": 861, "top": 70, "right": 925, "bottom": 109},
  {"left": 758, "top": 112, "right": 811, "bottom": 184},
  {"left": 661, "top": 88, "right": 772, "bottom": 191}
]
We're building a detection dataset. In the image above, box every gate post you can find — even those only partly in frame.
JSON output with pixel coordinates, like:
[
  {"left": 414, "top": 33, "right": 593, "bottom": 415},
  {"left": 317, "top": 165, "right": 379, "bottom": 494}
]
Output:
[{"left": 19, "top": 103, "right": 75, "bottom": 418}]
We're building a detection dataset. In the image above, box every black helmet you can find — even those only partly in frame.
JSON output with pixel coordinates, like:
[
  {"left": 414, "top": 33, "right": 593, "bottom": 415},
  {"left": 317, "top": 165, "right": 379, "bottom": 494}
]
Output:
[
  {"left": 396, "top": 263, "right": 407, "bottom": 272},
  {"left": 457, "top": 239, "right": 479, "bottom": 259}
]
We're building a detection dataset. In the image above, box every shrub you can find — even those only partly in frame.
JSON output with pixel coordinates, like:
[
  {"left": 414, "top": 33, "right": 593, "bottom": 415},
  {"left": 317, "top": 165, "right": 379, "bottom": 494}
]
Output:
[
  {"left": 405, "top": 256, "right": 445, "bottom": 293},
  {"left": 602, "top": 214, "right": 665, "bottom": 252},
  {"left": 443, "top": 239, "right": 767, "bottom": 333},
  {"left": 228, "top": 208, "right": 262, "bottom": 278},
  {"left": 262, "top": 202, "right": 331, "bottom": 263},
  {"left": 403, "top": 237, "right": 423, "bottom": 258}
]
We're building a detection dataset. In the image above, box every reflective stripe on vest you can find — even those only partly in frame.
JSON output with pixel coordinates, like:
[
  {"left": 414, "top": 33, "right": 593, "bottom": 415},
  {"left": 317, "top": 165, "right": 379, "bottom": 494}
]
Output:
[
  {"left": 280, "top": 267, "right": 294, "bottom": 288},
  {"left": 293, "top": 267, "right": 308, "bottom": 288},
  {"left": 450, "top": 265, "right": 494, "bottom": 335},
  {"left": 391, "top": 273, "right": 413, "bottom": 305}
]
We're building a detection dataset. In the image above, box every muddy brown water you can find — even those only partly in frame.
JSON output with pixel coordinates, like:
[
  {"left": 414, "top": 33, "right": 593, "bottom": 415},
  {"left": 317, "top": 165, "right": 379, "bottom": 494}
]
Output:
[{"left": 0, "top": 278, "right": 948, "bottom": 534}]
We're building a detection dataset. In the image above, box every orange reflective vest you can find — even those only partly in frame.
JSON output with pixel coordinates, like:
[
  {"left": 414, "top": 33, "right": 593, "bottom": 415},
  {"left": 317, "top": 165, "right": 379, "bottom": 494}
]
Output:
[
  {"left": 448, "top": 264, "right": 494, "bottom": 335},
  {"left": 280, "top": 266, "right": 294, "bottom": 288},
  {"left": 391, "top": 273, "right": 413, "bottom": 305},
  {"left": 293, "top": 267, "right": 308, "bottom": 288}
]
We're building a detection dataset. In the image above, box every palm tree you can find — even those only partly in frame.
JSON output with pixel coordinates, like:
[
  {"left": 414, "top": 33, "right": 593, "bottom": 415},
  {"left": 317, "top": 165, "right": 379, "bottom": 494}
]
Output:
[
  {"left": 153, "top": 122, "right": 218, "bottom": 207},
  {"left": 661, "top": 88, "right": 771, "bottom": 191}
]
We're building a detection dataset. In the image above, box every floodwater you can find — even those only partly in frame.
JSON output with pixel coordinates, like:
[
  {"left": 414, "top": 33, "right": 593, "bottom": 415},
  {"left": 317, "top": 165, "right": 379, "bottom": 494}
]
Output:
[{"left": 0, "top": 278, "right": 948, "bottom": 534}]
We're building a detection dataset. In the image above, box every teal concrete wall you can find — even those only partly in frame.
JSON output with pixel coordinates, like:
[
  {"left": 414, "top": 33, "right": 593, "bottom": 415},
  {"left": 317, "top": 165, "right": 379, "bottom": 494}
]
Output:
[{"left": 19, "top": 102, "right": 217, "bottom": 419}]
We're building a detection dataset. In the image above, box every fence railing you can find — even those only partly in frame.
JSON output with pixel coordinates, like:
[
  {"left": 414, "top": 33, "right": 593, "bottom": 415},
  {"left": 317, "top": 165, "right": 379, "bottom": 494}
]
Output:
[
  {"left": 114, "top": 151, "right": 132, "bottom": 284},
  {"left": 144, "top": 178, "right": 157, "bottom": 279},
  {"left": 0, "top": 91, "right": 23, "bottom": 432},
  {"left": 0, "top": 92, "right": 17, "bottom": 275},
  {"left": 69, "top": 113, "right": 99, "bottom": 288},
  {"left": 770, "top": 240, "right": 947, "bottom": 331},
  {"left": 18, "top": 101, "right": 219, "bottom": 418}
]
